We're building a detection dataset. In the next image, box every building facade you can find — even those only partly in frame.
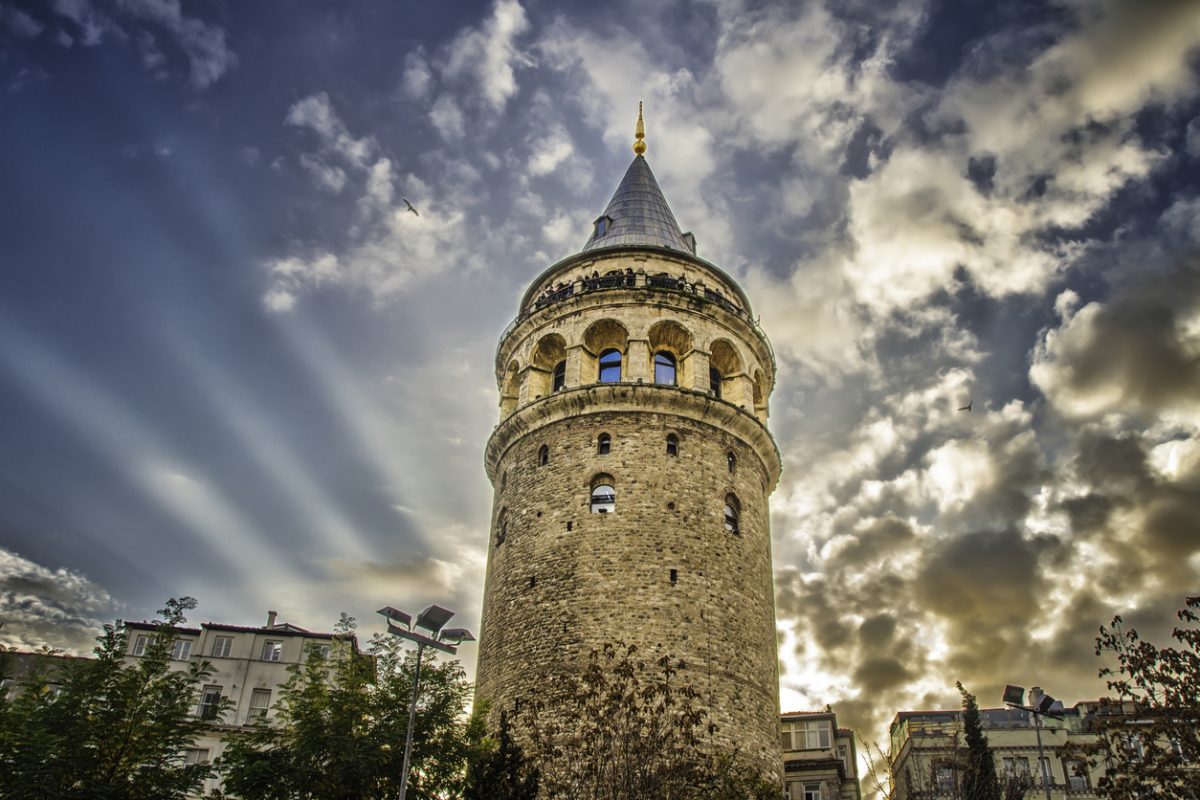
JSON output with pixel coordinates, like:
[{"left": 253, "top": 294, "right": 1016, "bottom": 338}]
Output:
[
  {"left": 124, "top": 611, "right": 354, "bottom": 794},
  {"left": 782, "top": 709, "right": 863, "bottom": 800},
  {"left": 889, "top": 703, "right": 1107, "bottom": 799},
  {"left": 475, "top": 110, "right": 784, "bottom": 775}
]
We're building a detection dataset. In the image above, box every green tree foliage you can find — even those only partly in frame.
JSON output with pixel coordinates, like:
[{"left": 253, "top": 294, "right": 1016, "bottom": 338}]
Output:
[
  {"left": 956, "top": 682, "right": 1000, "bottom": 800},
  {"left": 217, "top": 615, "right": 481, "bottom": 800},
  {"left": 1090, "top": 595, "right": 1200, "bottom": 800},
  {"left": 513, "top": 643, "right": 779, "bottom": 800},
  {"left": 464, "top": 709, "right": 539, "bottom": 800},
  {"left": 0, "top": 597, "right": 223, "bottom": 800}
]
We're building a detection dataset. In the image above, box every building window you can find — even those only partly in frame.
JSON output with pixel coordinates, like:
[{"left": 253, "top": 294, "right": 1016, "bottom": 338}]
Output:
[
  {"left": 803, "top": 783, "right": 821, "bottom": 800},
  {"left": 1003, "top": 756, "right": 1031, "bottom": 782},
  {"left": 171, "top": 639, "right": 192, "bottom": 661},
  {"left": 933, "top": 763, "right": 956, "bottom": 793},
  {"left": 1062, "top": 759, "right": 1089, "bottom": 790},
  {"left": 594, "top": 215, "right": 611, "bottom": 239},
  {"left": 132, "top": 635, "right": 149, "bottom": 657},
  {"left": 211, "top": 635, "right": 233, "bottom": 658},
  {"left": 666, "top": 434, "right": 678, "bottom": 457},
  {"left": 312, "top": 643, "right": 331, "bottom": 660},
  {"left": 782, "top": 719, "right": 831, "bottom": 750},
  {"left": 495, "top": 509, "right": 508, "bottom": 547},
  {"left": 1037, "top": 757, "right": 1052, "bottom": 787},
  {"left": 710, "top": 366, "right": 722, "bottom": 398},
  {"left": 724, "top": 494, "right": 740, "bottom": 535},
  {"left": 261, "top": 640, "right": 283, "bottom": 662},
  {"left": 597, "top": 433, "right": 611, "bottom": 455},
  {"left": 552, "top": 360, "right": 566, "bottom": 392},
  {"left": 654, "top": 351, "right": 676, "bottom": 385},
  {"left": 727, "top": 451, "right": 736, "bottom": 473},
  {"left": 538, "top": 444, "right": 549, "bottom": 466},
  {"left": 184, "top": 749, "right": 210, "bottom": 765},
  {"left": 248, "top": 688, "right": 271, "bottom": 721},
  {"left": 198, "top": 685, "right": 222, "bottom": 721},
  {"left": 598, "top": 348, "right": 622, "bottom": 382},
  {"left": 591, "top": 477, "right": 616, "bottom": 513}
]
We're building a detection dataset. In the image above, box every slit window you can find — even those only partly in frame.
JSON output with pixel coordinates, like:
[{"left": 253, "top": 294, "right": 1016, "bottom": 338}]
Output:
[
  {"left": 597, "top": 433, "right": 611, "bottom": 455},
  {"left": 654, "top": 351, "right": 677, "bottom": 385},
  {"left": 538, "top": 445, "right": 549, "bottom": 466},
  {"left": 598, "top": 349, "right": 622, "bottom": 382},
  {"left": 724, "top": 494, "right": 740, "bottom": 534},
  {"left": 710, "top": 366, "right": 722, "bottom": 399},
  {"left": 495, "top": 509, "right": 507, "bottom": 547},
  {"left": 666, "top": 434, "right": 679, "bottom": 457},
  {"left": 727, "top": 451, "right": 736, "bottom": 473},
  {"left": 553, "top": 360, "right": 566, "bottom": 392}
]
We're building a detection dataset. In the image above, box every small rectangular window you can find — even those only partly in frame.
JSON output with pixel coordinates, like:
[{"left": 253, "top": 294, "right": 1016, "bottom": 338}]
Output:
[
  {"left": 132, "top": 634, "right": 149, "bottom": 657},
  {"left": 211, "top": 635, "right": 233, "bottom": 658},
  {"left": 184, "top": 748, "right": 210, "bottom": 765},
  {"left": 198, "top": 685, "right": 222, "bottom": 720},
  {"left": 248, "top": 688, "right": 271, "bottom": 721},
  {"left": 171, "top": 639, "right": 192, "bottom": 661},
  {"left": 261, "top": 640, "right": 283, "bottom": 662}
]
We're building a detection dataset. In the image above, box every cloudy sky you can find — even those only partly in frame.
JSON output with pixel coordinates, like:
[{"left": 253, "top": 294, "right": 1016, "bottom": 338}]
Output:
[{"left": 1, "top": 0, "right": 1198, "bottom": 758}]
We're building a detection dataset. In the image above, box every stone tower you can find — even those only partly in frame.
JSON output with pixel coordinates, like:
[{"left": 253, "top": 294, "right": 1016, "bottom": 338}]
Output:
[{"left": 476, "top": 108, "right": 782, "bottom": 774}]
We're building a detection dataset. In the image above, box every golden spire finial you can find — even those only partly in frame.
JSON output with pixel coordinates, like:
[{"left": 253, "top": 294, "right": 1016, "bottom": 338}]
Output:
[{"left": 633, "top": 101, "right": 646, "bottom": 156}]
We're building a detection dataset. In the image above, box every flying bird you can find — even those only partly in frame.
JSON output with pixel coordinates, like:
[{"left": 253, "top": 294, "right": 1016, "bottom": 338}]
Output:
[
  {"left": 958, "top": 400, "right": 973, "bottom": 412},
  {"left": 402, "top": 198, "right": 419, "bottom": 216}
]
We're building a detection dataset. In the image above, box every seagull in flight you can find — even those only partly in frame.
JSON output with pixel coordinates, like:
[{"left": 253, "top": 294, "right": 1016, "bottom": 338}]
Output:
[
  {"left": 402, "top": 198, "right": 419, "bottom": 217},
  {"left": 958, "top": 400, "right": 973, "bottom": 412}
]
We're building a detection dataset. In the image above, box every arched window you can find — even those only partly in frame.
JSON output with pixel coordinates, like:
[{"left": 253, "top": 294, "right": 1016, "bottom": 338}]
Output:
[
  {"left": 538, "top": 444, "right": 549, "bottom": 466},
  {"left": 666, "top": 434, "right": 678, "bottom": 457},
  {"left": 724, "top": 494, "right": 740, "bottom": 534},
  {"left": 727, "top": 451, "right": 736, "bottom": 473},
  {"left": 710, "top": 366, "right": 723, "bottom": 399},
  {"left": 597, "top": 433, "right": 611, "bottom": 455},
  {"left": 590, "top": 476, "right": 616, "bottom": 513},
  {"left": 598, "top": 349, "right": 622, "bottom": 382},
  {"left": 553, "top": 360, "right": 566, "bottom": 392},
  {"left": 495, "top": 509, "right": 508, "bottom": 547},
  {"left": 654, "top": 351, "right": 677, "bottom": 385}
]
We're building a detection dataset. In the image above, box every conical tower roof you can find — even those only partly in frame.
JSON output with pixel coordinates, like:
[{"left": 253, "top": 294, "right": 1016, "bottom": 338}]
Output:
[{"left": 581, "top": 155, "right": 692, "bottom": 253}]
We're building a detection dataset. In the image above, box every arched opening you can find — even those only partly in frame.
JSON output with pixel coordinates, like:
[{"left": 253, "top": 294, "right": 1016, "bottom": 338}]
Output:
[
  {"left": 590, "top": 474, "right": 616, "bottom": 513},
  {"left": 709, "top": 339, "right": 742, "bottom": 402},
  {"left": 724, "top": 494, "right": 740, "bottom": 534},
  {"left": 500, "top": 360, "right": 520, "bottom": 417},
  {"left": 599, "top": 349, "right": 622, "bottom": 382},
  {"left": 654, "top": 351, "right": 677, "bottom": 385},
  {"left": 538, "top": 445, "right": 549, "bottom": 466},
  {"left": 710, "top": 366, "right": 723, "bottom": 399},
  {"left": 727, "top": 451, "right": 736, "bottom": 473},
  {"left": 753, "top": 369, "right": 769, "bottom": 421},
  {"left": 666, "top": 434, "right": 679, "bottom": 457},
  {"left": 597, "top": 433, "right": 611, "bottom": 455},
  {"left": 552, "top": 360, "right": 566, "bottom": 392},
  {"left": 495, "top": 508, "right": 508, "bottom": 547},
  {"left": 530, "top": 333, "right": 568, "bottom": 398}
]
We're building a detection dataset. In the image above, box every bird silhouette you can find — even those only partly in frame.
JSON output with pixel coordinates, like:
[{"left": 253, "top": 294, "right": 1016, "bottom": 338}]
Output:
[
  {"left": 402, "top": 198, "right": 419, "bottom": 216},
  {"left": 958, "top": 400, "right": 973, "bottom": 412}
]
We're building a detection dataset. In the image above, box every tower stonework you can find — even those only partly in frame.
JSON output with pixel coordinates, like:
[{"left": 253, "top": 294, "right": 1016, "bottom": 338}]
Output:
[{"left": 477, "top": 117, "right": 782, "bottom": 777}]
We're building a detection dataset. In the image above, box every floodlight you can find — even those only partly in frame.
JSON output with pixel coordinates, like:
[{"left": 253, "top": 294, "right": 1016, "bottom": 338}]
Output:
[
  {"left": 377, "top": 607, "right": 413, "bottom": 628},
  {"left": 1002, "top": 684, "right": 1025, "bottom": 706},
  {"left": 415, "top": 604, "right": 455, "bottom": 635},
  {"left": 439, "top": 627, "right": 476, "bottom": 645},
  {"left": 1037, "top": 694, "right": 1057, "bottom": 714}
]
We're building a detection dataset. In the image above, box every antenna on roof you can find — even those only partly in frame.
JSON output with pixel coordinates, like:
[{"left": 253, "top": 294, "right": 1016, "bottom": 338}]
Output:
[{"left": 633, "top": 101, "right": 646, "bottom": 156}]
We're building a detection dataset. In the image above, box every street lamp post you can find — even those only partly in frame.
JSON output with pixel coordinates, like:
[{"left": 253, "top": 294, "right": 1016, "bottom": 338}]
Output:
[
  {"left": 378, "top": 605, "right": 475, "bottom": 800},
  {"left": 1003, "top": 684, "right": 1063, "bottom": 800}
]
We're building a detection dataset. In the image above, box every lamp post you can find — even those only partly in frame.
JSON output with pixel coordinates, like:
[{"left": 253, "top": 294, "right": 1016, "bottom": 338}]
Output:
[
  {"left": 1003, "top": 684, "right": 1063, "bottom": 800},
  {"left": 378, "top": 605, "right": 475, "bottom": 800}
]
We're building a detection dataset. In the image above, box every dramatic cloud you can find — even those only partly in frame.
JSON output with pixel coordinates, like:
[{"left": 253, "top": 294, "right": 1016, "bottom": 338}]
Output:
[{"left": 0, "top": 548, "right": 114, "bottom": 653}]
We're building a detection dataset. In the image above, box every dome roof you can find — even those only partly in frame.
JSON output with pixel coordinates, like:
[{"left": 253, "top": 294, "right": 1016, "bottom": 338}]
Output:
[{"left": 581, "top": 155, "right": 693, "bottom": 253}]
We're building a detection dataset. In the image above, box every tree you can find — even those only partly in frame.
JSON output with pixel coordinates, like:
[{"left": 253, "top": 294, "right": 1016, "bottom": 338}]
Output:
[
  {"left": 217, "top": 615, "right": 481, "bottom": 800},
  {"left": 0, "top": 597, "right": 223, "bottom": 800},
  {"left": 956, "top": 682, "right": 1000, "bottom": 800},
  {"left": 511, "top": 642, "right": 779, "bottom": 800},
  {"left": 464, "top": 708, "right": 539, "bottom": 800},
  {"left": 1089, "top": 595, "right": 1200, "bottom": 800}
]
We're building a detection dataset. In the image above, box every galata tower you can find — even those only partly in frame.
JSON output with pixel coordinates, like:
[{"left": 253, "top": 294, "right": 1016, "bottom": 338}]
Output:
[{"left": 476, "top": 106, "right": 782, "bottom": 774}]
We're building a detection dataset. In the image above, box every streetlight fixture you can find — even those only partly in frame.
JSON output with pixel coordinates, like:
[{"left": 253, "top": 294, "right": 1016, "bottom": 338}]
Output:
[
  {"left": 378, "top": 604, "right": 475, "bottom": 800},
  {"left": 1002, "top": 684, "right": 1064, "bottom": 800}
]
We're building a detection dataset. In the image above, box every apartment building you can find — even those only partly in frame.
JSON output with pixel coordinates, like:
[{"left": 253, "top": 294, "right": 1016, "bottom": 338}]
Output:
[{"left": 782, "top": 709, "right": 863, "bottom": 800}]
